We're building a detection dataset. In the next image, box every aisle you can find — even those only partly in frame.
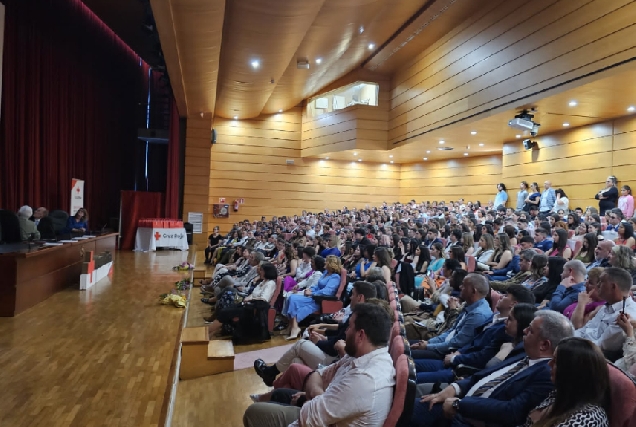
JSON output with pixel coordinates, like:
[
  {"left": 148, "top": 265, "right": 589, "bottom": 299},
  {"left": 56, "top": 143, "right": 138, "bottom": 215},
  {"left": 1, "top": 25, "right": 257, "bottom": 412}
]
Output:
[{"left": 0, "top": 250, "right": 189, "bottom": 427}]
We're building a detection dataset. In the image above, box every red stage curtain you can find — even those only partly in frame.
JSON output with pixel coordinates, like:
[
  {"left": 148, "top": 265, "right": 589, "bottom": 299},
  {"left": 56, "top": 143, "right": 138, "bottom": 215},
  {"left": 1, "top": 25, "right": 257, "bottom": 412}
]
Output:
[
  {"left": 165, "top": 98, "right": 180, "bottom": 219},
  {"left": 120, "top": 191, "right": 163, "bottom": 250},
  {"left": 0, "top": 0, "right": 146, "bottom": 228}
]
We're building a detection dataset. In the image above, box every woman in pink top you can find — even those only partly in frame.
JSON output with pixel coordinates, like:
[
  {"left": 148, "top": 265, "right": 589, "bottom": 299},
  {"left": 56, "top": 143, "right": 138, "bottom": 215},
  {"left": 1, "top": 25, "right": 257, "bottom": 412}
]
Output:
[{"left": 618, "top": 185, "right": 634, "bottom": 218}]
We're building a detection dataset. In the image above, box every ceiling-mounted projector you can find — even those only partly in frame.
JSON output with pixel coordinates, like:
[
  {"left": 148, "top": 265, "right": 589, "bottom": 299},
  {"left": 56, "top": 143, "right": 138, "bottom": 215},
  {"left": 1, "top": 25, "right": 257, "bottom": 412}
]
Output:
[{"left": 508, "top": 109, "right": 540, "bottom": 136}]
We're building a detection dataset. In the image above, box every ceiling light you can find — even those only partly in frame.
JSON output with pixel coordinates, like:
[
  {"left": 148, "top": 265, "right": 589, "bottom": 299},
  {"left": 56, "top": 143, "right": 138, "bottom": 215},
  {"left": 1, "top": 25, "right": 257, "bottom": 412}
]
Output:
[
  {"left": 233, "top": 116, "right": 238, "bottom": 120},
  {"left": 390, "top": 161, "right": 394, "bottom": 164},
  {"left": 353, "top": 152, "right": 358, "bottom": 155},
  {"left": 439, "top": 140, "right": 445, "bottom": 144},
  {"left": 470, "top": 131, "right": 477, "bottom": 135},
  {"left": 563, "top": 123, "right": 570, "bottom": 127},
  {"left": 478, "top": 143, "right": 485, "bottom": 147},
  {"left": 426, "top": 150, "right": 430, "bottom": 153},
  {"left": 358, "top": 159, "right": 362, "bottom": 162},
  {"left": 628, "top": 106, "right": 635, "bottom": 113},
  {"left": 423, "top": 157, "right": 428, "bottom": 161},
  {"left": 278, "top": 109, "right": 283, "bottom": 113},
  {"left": 516, "top": 135, "right": 521, "bottom": 139},
  {"left": 359, "top": 26, "right": 364, "bottom": 34},
  {"left": 464, "top": 152, "right": 469, "bottom": 156},
  {"left": 368, "top": 43, "right": 375, "bottom": 50},
  {"left": 569, "top": 101, "right": 577, "bottom": 107},
  {"left": 315, "top": 58, "right": 322, "bottom": 64},
  {"left": 389, "top": 155, "right": 393, "bottom": 158},
  {"left": 325, "top": 157, "right": 329, "bottom": 160},
  {"left": 466, "top": 145, "right": 470, "bottom": 150},
  {"left": 250, "top": 60, "right": 260, "bottom": 69}
]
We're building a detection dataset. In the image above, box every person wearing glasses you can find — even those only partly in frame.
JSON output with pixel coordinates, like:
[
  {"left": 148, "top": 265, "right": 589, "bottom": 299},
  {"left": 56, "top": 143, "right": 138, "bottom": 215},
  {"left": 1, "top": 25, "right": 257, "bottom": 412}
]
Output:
[
  {"left": 595, "top": 176, "right": 619, "bottom": 215},
  {"left": 605, "top": 208, "right": 623, "bottom": 232}
]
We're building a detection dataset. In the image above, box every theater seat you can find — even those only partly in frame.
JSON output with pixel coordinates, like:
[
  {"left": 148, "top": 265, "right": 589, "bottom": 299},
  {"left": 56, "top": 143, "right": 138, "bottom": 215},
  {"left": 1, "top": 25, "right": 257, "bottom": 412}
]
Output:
[
  {"left": 608, "top": 364, "right": 636, "bottom": 427},
  {"left": 466, "top": 255, "right": 476, "bottom": 272},
  {"left": 37, "top": 216, "right": 56, "bottom": 240},
  {"left": 267, "top": 277, "right": 283, "bottom": 332},
  {"left": 49, "top": 210, "right": 69, "bottom": 235},
  {"left": 0, "top": 210, "right": 21, "bottom": 243},
  {"left": 389, "top": 335, "right": 404, "bottom": 363},
  {"left": 383, "top": 355, "right": 416, "bottom": 427},
  {"left": 317, "top": 268, "right": 347, "bottom": 314},
  {"left": 490, "top": 289, "right": 502, "bottom": 313}
]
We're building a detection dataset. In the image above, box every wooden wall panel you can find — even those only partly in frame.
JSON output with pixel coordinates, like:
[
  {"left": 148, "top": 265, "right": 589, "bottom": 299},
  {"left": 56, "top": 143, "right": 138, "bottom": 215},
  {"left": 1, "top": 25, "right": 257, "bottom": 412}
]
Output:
[
  {"left": 182, "top": 114, "right": 212, "bottom": 246},
  {"left": 389, "top": 0, "right": 636, "bottom": 145},
  {"left": 399, "top": 155, "right": 502, "bottom": 204},
  {"left": 210, "top": 108, "right": 400, "bottom": 231}
]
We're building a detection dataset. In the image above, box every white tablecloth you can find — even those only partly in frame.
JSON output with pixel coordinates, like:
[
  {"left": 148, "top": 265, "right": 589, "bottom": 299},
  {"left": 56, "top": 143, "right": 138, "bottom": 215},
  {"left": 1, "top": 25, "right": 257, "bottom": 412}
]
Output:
[{"left": 134, "top": 227, "right": 189, "bottom": 252}]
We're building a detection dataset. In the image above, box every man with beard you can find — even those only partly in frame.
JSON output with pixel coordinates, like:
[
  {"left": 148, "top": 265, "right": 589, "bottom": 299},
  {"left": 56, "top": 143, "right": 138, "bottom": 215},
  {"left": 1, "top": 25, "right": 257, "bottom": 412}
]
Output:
[{"left": 244, "top": 303, "right": 395, "bottom": 427}]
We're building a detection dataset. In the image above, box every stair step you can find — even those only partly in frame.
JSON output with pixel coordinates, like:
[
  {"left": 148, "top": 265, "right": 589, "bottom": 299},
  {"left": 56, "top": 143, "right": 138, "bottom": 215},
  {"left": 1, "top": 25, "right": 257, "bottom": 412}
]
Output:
[
  {"left": 181, "top": 326, "right": 209, "bottom": 344},
  {"left": 207, "top": 340, "right": 235, "bottom": 360}
]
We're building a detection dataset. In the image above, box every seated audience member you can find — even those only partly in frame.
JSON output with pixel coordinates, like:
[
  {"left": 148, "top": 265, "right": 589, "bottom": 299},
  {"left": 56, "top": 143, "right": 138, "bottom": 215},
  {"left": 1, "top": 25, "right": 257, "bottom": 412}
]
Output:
[
  {"left": 574, "top": 267, "right": 636, "bottom": 358},
  {"left": 206, "top": 262, "right": 277, "bottom": 338},
  {"left": 244, "top": 303, "right": 395, "bottom": 427},
  {"left": 615, "top": 312, "right": 636, "bottom": 374},
  {"left": 29, "top": 206, "right": 48, "bottom": 226},
  {"left": 204, "top": 226, "right": 223, "bottom": 264},
  {"left": 17, "top": 205, "right": 40, "bottom": 241},
  {"left": 283, "top": 247, "right": 315, "bottom": 295},
  {"left": 564, "top": 267, "right": 605, "bottom": 324},
  {"left": 401, "top": 259, "right": 461, "bottom": 314},
  {"left": 319, "top": 235, "right": 341, "bottom": 258},
  {"left": 489, "top": 249, "right": 535, "bottom": 292},
  {"left": 480, "top": 233, "right": 513, "bottom": 272},
  {"left": 427, "top": 242, "right": 446, "bottom": 275},
  {"left": 547, "top": 259, "right": 587, "bottom": 313},
  {"left": 534, "top": 257, "right": 566, "bottom": 306},
  {"left": 615, "top": 220, "right": 636, "bottom": 250},
  {"left": 410, "top": 273, "right": 492, "bottom": 360},
  {"left": 519, "top": 253, "right": 549, "bottom": 290},
  {"left": 587, "top": 239, "right": 614, "bottom": 270},
  {"left": 521, "top": 337, "right": 609, "bottom": 427},
  {"left": 410, "top": 310, "right": 574, "bottom": 427},
  {"left": 608, "top": 244, "right": 636, "bottom": 285},
  {"left": 533, "top": 228, "right": 553, "bottom": 253},
  {"left": 575, "top": 232, "right": 598, "bottom": 265},
  {"left": 547, "top": 228, "right": 572, "bottom": 260},
  {"left": 474, "top": 234, "right": 495, "bottom": 271},
  {"left": 66, "top": 207, "right": 88, "bottom": 234},
  {"left": 283, "top": 255, "right": 342, "bottom": 340},
  {"left": 414, "top": 287, "right": 536, "bottom": 385},
  {"left": 254, "top": 281, "right": 377, "bottom": 386}
]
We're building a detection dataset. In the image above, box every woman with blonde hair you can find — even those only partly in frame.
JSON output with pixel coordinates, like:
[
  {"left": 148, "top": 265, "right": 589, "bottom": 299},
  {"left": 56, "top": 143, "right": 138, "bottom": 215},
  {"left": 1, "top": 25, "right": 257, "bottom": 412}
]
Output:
[
  {"left": 283, "top": 255, "right": 342, "bottom": 340},
  {"left": 462, "top": 232, "right": 475, "bottom": 256}
]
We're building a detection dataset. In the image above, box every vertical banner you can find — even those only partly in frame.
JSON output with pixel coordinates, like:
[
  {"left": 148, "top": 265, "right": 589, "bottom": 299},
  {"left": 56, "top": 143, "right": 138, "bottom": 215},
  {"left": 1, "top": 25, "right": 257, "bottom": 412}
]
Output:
[
  {"left": 0, "top": 4, "right": 4, "bottom": 122},
  {"left": 71, "top": 178, "right": 85, "bottom": 215}
]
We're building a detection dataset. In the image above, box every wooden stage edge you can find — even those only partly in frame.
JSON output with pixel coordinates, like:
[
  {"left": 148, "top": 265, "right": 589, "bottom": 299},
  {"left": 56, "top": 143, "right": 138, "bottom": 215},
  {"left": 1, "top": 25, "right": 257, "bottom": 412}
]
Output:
[{"left": 0, "top": 233, "right": 119, "bottom": 317}]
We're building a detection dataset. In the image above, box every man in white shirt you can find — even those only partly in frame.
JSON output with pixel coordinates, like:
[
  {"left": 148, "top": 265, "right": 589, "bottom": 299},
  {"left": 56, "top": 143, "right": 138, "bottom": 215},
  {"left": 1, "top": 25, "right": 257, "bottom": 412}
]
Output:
[
  {"left": 574, "top": 267, "right": 636, "bottom": 356},
  {"left": 244, "top": 303, "right": 395, "bottom": 427}
]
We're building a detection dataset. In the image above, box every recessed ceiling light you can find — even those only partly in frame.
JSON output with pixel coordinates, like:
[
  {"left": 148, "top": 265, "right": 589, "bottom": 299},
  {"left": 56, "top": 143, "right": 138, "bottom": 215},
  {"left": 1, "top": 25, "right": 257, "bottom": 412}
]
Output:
[
  {"left": 478, "top": 143, "right": 485, "bottom": 147},
  {"left": 516, "top": 135, "right": 521, "bottom": 139},
  {"left": 368, "top": 43, "right": 375, "bottom": 50},
  {"left": 358, "top": 159, "right": 362, "bottom": 162},
  {"left": 353, "top": 152, "right": 358, "bottom": 155},
  {"left": 389, "top": 155, "right": 393, "bottom": 158},
  {"left": 439, "top": 140, "right": 445, "bottom": 144},
  {"left": 233, "top": 116, "right": 238, "bottom": 120},
  {"left": 278, "top": 109, "right": 283, "bottom": 113},
  {"left": 470, "top": 131, "right": 477, "bottom": 135},
  {"left": 569, "top": 101, "right": 577, "bottom": 107},
  {"left": 563, "top": 123, "right": 570, "bottom": 127},
  {"left": 628, "top": 106, "right": 635, "bottom": 112},
  {"left": 466, "top": 145, "right": 470, "bottom": 150},
  {"left": 315, "top": 58, "right": 322, "bottom": 64},
  {"left": 464, "top": 152, "right": 469, "bottom": 156},
  {"left": 325, "top": 157, "right": 329, "bottom": 160},
  {"left": 423, "top": 157, "right": 428, "bottom": 161},
  {"left": 426, "top": 150, "right": 430, "bottom": 154},
  {"left": 250, "top": 60, "right": 260, "bottom": 69},
  {"left": 359, "top": 26, "right": 364, "bottom": 34},
  {"left": 390, "top": 161, "right": 394, "bottom": 164}
]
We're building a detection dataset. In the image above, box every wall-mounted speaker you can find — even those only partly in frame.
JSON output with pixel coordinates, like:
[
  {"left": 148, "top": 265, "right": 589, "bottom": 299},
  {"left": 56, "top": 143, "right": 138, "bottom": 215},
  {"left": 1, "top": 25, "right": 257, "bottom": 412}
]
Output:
[
  {"left": 211, "top": 128, "right": 216, "bottom": 145},
  {"left": 522, "top": 139, "right": 536, "bottom": 150}
]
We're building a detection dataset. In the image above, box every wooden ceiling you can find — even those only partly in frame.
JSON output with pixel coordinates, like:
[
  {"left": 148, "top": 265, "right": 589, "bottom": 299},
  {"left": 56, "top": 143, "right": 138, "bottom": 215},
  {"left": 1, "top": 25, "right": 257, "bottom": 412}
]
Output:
[{"left": 320, "top": 60, "right": 636, "bottom": 163}]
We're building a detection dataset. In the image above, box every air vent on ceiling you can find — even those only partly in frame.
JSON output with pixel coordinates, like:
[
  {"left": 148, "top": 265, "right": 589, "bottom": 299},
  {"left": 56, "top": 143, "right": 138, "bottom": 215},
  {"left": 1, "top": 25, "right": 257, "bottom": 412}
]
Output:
[
  {"left": 438, "top": 147, "right": 454, "bottom": 151},
  {"left": 297, "top": 58, "right": 310, "bottom": 69}
]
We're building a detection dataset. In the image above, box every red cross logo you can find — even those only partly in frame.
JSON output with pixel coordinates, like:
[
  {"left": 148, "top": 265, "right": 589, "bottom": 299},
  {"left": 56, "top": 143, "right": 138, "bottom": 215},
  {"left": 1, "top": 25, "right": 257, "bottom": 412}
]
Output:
[
  {"left": 76, "top": 187, "right": 80, "bottom": 193},
  {"left": 154, "top": 232, "right": 161, "bottom": 241}
]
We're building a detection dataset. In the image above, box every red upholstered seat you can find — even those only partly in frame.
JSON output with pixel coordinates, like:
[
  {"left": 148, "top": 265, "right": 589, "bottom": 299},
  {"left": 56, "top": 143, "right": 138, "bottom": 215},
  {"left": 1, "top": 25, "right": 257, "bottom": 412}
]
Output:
[
  {"left": 489, "top": 289, "right": 501, "bottom": 313},
  {"left": 389, "top": 321, "right": 400, "bottom": 345},
  {"left": 389, "top": 335, "right": 404, "bottom": 363},
  {"left": 608, "top": 364, "right": 636, "bottom": 427},
  {"left": 319, "top": 268, "right": 348, "bottom": 314},
  {"left": 383, "top": 355, "right": 416, "bottom": 427},
  {"left": 466, "top": 255, "right": 476, "bottom": 273},
  {"left": 267, "top": 277, "right": 283, "bottom": 332}
]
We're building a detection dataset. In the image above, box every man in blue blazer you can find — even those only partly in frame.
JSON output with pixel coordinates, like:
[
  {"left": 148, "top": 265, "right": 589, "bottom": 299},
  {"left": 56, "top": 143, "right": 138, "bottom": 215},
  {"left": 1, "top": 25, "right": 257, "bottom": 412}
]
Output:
[
  {"left": 410, "top": 310, "right": 574, "bottom": 427},
  {"left": 415, "top": 285, "right": 535, "bottom": 384}
]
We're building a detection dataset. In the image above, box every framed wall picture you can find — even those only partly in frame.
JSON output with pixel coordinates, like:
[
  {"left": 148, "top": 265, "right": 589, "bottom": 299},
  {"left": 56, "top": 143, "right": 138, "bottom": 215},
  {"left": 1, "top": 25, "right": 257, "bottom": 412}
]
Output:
[{"left": 212, "top": 204, "right": 229, "bottom": 218}]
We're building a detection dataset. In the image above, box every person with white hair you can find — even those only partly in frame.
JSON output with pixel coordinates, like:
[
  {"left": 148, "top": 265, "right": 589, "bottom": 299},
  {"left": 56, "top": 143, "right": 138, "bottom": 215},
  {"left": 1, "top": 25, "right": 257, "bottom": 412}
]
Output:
[{"left": 17, "top": 205, "right": 40, "bottom": 241}]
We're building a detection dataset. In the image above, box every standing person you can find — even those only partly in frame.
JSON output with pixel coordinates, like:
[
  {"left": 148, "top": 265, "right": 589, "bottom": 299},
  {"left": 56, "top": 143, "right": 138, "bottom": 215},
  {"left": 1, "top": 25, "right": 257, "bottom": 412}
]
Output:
[
  {"left": 516, "top": 181, "right": 529, "bottom": 211},
  {"left": 539, "top": 181, "right": 556, "bottom": 217},
  {"left": 524, "top": 182, "right": 541, "bottom": 212},
  {"left": 494, "top": 183, "right": 508, "bottom": 209},
  {"left": 595, "top": 175, "right": 619, "bottom": 215},
  {"left": 553, "top": 189, "right": 569, "bottom": 214},
  {"left": 618, "top": 184, "right": 634, "bottom": 219}
]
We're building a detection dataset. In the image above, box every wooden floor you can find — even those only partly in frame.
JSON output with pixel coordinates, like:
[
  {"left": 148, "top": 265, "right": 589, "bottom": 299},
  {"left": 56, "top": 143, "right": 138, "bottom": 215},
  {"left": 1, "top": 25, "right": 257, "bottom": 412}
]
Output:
[{"left": 0, "top": 250, "right": 190, "bottom": 427}]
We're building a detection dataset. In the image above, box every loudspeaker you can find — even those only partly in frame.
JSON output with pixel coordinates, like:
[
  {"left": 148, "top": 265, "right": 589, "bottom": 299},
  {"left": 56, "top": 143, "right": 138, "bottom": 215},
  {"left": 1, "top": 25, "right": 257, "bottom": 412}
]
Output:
[{"left": 211, "top": 128, "right": 217, "bottom": 145}]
